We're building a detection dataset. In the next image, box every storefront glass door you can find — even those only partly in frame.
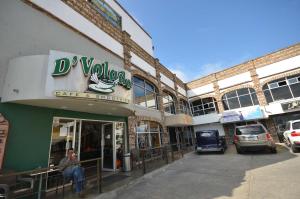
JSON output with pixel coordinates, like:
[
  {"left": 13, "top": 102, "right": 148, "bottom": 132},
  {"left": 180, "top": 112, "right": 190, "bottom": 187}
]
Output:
[
  {"left": 49, "top": 118, "right": 80, "bottom": 166},
  {"left": 102, "top": 123, "right": 115, "bottom": 170},
  {"left": 49, "top": 118, "right": 128, "bottom": 172}
]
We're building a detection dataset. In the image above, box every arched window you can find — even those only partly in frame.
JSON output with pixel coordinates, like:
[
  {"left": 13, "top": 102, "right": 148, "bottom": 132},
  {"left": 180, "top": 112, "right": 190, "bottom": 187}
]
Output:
[
  {"left": 136, "top": 121, "right": 162, "bottom": 149},
  {"left": 162, "top": 91, "right": 176, "bottom": 114},
  {"left": 191, "top": 97, "right": 218, "bottom": 116},
  {"left": 263, "top": 74, "right": 300, "bottom": 103},
  {"left": 133, "top": 76, "right": 158, "bottom": 109},
  {"left": 222, "top": 88, "right": 259, "bottom": 110},
  {"left": 179, "top": 99, "right": 190, "bottom": 115}
]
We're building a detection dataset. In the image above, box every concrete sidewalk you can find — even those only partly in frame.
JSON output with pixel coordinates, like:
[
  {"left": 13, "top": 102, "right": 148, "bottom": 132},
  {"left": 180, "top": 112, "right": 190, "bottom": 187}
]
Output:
[{"left": 91, "top": 144, "right": 300, "bottom": 199}]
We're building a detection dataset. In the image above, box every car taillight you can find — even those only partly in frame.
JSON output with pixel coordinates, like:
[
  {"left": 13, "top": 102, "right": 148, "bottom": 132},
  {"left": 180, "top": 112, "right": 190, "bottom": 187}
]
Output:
[
  {"left": 266, "top": 133, "right": 273, "bottom": 140},
  {"left": 291, "top": 131, "right": 300, "bottom": 137},
  {"left": 234, "top": 135, "right": 239, "bottom": 143}
]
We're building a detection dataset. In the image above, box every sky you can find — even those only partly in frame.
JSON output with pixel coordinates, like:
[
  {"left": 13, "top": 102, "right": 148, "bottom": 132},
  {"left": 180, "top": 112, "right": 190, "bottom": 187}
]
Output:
[{"left": 117, "top": 0, "right": 300, "bottom": 83}]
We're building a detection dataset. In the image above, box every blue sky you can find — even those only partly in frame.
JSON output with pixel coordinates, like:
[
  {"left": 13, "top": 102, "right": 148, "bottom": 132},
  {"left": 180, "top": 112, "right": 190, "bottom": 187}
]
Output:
[{"left": 117, "top": 0, "right": 300, "bottom": 83}]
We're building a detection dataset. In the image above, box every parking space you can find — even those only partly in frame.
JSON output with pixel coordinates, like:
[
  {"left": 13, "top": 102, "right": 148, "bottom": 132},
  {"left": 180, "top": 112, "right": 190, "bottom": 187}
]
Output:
[{"left": 96, "top": 144, "right": 300, "bottom": 199}]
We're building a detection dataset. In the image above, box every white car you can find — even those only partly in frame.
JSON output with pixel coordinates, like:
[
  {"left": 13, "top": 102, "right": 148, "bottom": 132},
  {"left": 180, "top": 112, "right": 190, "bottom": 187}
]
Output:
[{"left": 283, "top": 120, "right": 300, "bottom": 152}]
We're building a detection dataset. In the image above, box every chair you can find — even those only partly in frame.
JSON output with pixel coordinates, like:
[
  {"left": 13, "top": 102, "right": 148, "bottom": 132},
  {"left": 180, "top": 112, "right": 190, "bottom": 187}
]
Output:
[{"left": 0, "top": 173, "right": 34, "bottom": 198}]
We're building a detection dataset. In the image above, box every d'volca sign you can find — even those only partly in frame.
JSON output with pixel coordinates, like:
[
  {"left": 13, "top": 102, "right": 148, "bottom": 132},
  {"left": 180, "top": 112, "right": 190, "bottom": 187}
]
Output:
[{"left": 52, "top": 56, "right": 132, "bottom": 93}]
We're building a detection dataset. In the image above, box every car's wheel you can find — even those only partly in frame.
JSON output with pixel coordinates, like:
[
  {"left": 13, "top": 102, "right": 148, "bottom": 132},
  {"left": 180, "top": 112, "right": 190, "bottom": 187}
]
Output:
[
  {"left": 220, "top": 148, "right": 225, "bottom": 154},
  {"left": 236, "top": 146, "right": 243, "bottom": 154},
  {"left": 270, "top": 147, "right": 277, "bottom": 154},
  {"left": 292, "top": 144, "right": 298, "bottom": 153}
]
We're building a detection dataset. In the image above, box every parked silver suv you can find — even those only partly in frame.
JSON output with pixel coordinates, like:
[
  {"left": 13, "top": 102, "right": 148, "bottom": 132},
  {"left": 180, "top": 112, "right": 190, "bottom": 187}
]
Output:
[{"left": 234, "top": 124, "right": 277, "bottom": 154}]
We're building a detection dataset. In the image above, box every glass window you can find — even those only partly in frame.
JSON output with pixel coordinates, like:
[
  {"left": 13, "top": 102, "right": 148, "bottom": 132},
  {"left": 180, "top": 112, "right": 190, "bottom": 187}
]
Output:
[
  {"left": 263, "top": 74, "right": 300, "bottom": 103},
  {"left": 163, "top": 91, "right": 176, "bottom": 114},
  {"left": 278, "top": 80, "right": 287, "bottom": 87},
  {"left": 179, "top": 100, "right": 190, "bottom": 115},
  {"left": 290, "top": 83, "right": 300, "bottom": 98},
  {"left": 239, "top": 95, "right": 253, "bottom": 107},
  {"left": 227, "top": 97, "right": 240, "bottom": 109},
  {"left": 288, "top": 77, "right": 298, "bottom": 85},
  {"left": 271, "top": 86, "right": 293, "bottom": 101},
  {"left": 292, "top": 122, "right": 300, "bottom": 130},
  {"left": 236, "top": 125, "right": 265, "bottom": 135},
  {"left": 145, "top": 82, "right": 155, "bottom": 92},
  {"left": 191, "top": 97, "right": 218, "bottom": 116},
  {"left": 133, "top": 85, "right": 146, "bottom": 107},
  {"left": 264, "top": 90, "right": 273, "bottom": 103},
  {"left": 89, "top": 0, "right": 122, "bottom": 29},
  {"left": 145, "top": 90, "right": 157, "bottom": 109},
  {"left": 137, "top": 121, "right": 148, "bottom": 133},
  {"left": 136, "top": 121, "right": 162, "bottom": 149},
  {"left": 251, "top": 93, "right": 259, "bottom": 105},
  {"left": 222, "top": 99, "right": 229, "bottom": 110},
  {"left": 133, "top": 76, "right": 144, "bottom": 87},
  {"left": 237, "top": 88, "right": 249, "bottom": 96},
  {"left": 222, "top": 88, "right": 259, "bottom": 110},
  {"left": 133, "top": 76, "right": 158, "bottom": 109},
  {"left": 226, "top": 90, "right": 237, "bottom": 98}
]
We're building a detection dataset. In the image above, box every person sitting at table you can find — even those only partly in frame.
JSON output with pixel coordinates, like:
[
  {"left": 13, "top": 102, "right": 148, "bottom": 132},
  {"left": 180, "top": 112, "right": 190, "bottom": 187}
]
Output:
[{"left": 59, "top": 148, "right": 85, "bottom": 197}]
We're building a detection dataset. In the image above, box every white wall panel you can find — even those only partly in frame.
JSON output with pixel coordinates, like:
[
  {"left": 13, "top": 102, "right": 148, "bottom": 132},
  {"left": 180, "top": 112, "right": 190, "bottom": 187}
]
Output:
[
  {"left": 193, "top": 113, "right": 221, "bottom": 125},
  {"left": 218, "top": 72, "right": 251, "bottom": 89},
  {"left": 178, "top": 86, "right": 187, "bottom": 97},
  {"left": 256, "top": 55, "right": 300, "bottom": 78},
  {"left": 160, "top": 73, "right": 175, "bottom": 89},
  {"left": 187, "top": 84, "right": 214, "bottom": 98},
  {"left": 131, "top": 52, "right": 156, "bottom": 77},
  {"left": 30, "top": 0, "right": 123, "bottom": 58}
]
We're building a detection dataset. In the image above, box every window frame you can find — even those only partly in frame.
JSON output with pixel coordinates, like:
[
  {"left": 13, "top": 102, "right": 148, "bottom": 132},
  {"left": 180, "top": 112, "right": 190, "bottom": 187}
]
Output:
[
  {"left": 136, "top": 121, "right": 162, "bottom": 149},
  {"left": 191, "top": 97, "right": 218, "bottom": 116},
  {"left": 222, "top": 88, "right": 259, "bottom": 110},
  {"left": 133, "top": 76, "right": 158, "bottom": 110},
  {"left": 263, "top": 74, "right": 300, "bottom": 103}
]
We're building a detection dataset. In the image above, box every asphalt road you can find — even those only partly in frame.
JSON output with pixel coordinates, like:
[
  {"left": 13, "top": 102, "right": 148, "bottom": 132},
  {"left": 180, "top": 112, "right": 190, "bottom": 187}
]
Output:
[{"left": 96, "top": 144, "right": 300, "bottom": 199}]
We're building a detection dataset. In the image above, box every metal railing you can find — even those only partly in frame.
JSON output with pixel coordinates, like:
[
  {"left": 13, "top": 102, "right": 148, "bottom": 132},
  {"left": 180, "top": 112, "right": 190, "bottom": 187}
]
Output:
[
  {"left": 0, "top": 158, "right": 102, "bottom": 199},
  {"left": 130, "top": 144, "right": 195, "bottom": 174},
  {"left": 0, "top": 144, "right": 195, "bottom": 198}
]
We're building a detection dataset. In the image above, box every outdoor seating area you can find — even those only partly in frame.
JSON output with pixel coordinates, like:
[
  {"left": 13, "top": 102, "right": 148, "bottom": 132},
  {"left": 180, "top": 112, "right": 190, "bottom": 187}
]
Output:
[{"left": 0, "top": 144, "right": 194, "bottom": 198}]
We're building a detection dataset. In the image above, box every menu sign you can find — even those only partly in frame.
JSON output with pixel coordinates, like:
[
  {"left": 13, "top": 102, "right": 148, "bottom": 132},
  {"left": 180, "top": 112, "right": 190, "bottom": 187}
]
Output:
[{"left": 0, "top": 114, "right": 9, "bottom": 170}]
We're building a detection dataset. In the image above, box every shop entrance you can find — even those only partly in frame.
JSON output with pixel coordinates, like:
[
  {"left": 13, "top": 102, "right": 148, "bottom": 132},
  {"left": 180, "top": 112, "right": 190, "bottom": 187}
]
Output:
[{"left": 49, "top": 117, "right": 125, "bottom": 171}]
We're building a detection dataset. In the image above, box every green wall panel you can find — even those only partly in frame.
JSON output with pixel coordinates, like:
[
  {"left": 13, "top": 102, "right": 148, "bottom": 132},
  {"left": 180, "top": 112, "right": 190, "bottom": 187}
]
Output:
[{"left": 0, "top": 102, "right": 126, "bottom": 171}]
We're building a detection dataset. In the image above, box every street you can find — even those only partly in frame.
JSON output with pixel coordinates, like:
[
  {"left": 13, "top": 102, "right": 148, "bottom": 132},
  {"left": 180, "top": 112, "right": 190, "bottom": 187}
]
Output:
[{"left": 96, "top": 144, "right": 300, "bottom": 199}]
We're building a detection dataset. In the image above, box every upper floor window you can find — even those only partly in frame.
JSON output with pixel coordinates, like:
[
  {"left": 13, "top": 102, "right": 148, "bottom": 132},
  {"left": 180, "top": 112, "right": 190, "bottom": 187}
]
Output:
[
  {"left": 179, "top": 99, "right": 190, "bottom": 115},
  {"left": 222, "top": 88, "right": 259, "bottom": 110},
  {"left": 133, "top": 76, "right": 158, "bottom": 110},
  {"left": 162, "top": 91, "right": 176, "bottom": 114},
  {"left": 263, "top": 74, "right": 300, "bottom": 103},
  {"left": 191, "top": 97, "right": 218, "bottom": 116},
  {"left": 89, "top": 0, "right": 122, "bottom": 29}
]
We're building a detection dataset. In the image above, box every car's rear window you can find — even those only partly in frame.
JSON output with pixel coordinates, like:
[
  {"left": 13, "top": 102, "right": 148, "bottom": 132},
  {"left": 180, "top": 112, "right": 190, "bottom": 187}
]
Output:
[
  {"left": 236, "top": 125, "right": 265, "bottom": 135},
  {"left": 292, "top": 122, "right": 300, "bottom": 130},
  {"left": 197, "top": 131, "right": 217, "bottom": 137}
]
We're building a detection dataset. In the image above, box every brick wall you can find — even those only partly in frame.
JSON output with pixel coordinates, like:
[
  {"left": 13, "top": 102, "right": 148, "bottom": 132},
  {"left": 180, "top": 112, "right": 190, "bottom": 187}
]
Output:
[{"left": 187, "top": 43, "right": 300, "bottom": 113}]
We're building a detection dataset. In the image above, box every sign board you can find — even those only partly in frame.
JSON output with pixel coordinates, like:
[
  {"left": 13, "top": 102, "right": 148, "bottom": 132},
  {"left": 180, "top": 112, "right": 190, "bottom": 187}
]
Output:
[
  {"left": 45, "top": 50, "right": 132, "bottom": 103},
  {"left": 0, "top": 114, "right": 9, "bottom": 170},
  {"left": 282, "top": 100, "right": 300, "bottom": 112},
  {"left": 221, "top": 106, "right": 266, "bottom": 123}
]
